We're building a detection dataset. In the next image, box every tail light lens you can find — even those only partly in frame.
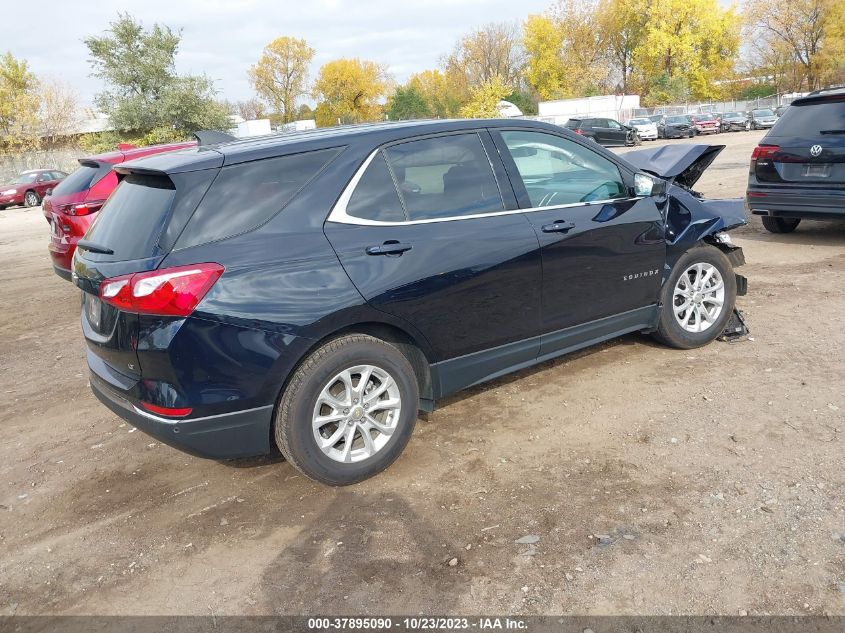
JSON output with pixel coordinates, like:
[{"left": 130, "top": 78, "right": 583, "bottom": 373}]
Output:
[
  {"left": 138, "top": 402, "right": 192, "bottom": 417},
  {"left": 751, "top": 144, "right": 779, "bottom": 161},
  {"left": 99, "top": 263, "right": 224, "bottom": 317},
  {"left": 68, "top": 201, "right": 104, "bottom": 216},
  {"left": 573, "top": 128, "right": 584, "bottom": 135}
]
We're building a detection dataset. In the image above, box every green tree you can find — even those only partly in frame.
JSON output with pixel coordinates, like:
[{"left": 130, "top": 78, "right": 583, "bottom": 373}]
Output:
[
  {"left": 387, "top": 85, "right": 431, "bottom": 120},
  {"left": 407, "top": 69, "right": 462, "bottom": 118},
  {"left": 504, "top": 90, "right": 538, "bottom": 115},
  {"left": 459, "top": 75, "right": 511, "bottom": 118},
  {"left": 85, "top": 13, "right": 230, "bottom": 142},
  {"left": 0, "top": 52, "right": 40, "bottom": 151},
  {"left": 249, "top": 36, "right": 315, "bottom": 123},
  {"left": 312, "top": 58, "right": 390, "bottom": 127}
]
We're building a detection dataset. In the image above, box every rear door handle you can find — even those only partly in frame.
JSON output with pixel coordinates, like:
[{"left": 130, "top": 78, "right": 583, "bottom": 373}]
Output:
[
  {"left": 541, "top": 221, "right": 576, "bottom": 233},
  {"left": 365, "top": 241, "right": 412, "bottom": 256}
]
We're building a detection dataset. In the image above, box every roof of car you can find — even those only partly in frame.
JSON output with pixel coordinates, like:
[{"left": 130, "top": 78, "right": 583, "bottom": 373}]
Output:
[
  {"left": 792, "top": 87, "right": 845, "bottom": 106},
  {"left": 116, "top": 118, "right": 561, "bottom": 174}
]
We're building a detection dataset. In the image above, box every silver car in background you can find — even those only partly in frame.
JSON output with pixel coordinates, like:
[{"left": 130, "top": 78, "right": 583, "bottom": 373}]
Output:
[{"left": 626, "top": 117, "right": 658, "bottom": 140}]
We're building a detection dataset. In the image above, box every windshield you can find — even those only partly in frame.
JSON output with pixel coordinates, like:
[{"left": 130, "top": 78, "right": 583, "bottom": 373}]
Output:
[
  {"left": 724, "top": 112, "right": 741, "bottom": 118},
  {"left": 753, "top": 109, "right": 774, "bottom": 117},
  {"left": 667, "top": 116, "right": 689, "bottom": 124},
  {"left": 629, "top": 118, "right": 651, "bottom": 125},
  {"left": 12, "top": 172, "right": 39, "bottom": 184}
]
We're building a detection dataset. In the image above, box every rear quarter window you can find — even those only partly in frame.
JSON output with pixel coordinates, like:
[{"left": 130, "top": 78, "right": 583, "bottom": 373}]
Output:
[
  {"left": 771, "top": 100, "right": 845, "bottom": 137},
  {"left": 175, "top": 147, "right": 341, "bottom": 249}
]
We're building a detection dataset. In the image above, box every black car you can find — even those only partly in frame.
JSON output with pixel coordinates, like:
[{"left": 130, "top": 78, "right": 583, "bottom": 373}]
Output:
[
  {"left": 720, "top": 112, "right": 750, "bottom": 132},
  {"left": 658, "top": 115, "right": 695, "bottom": 139},
  {"left": 73, "top": 120, "right": 747, "bottom": 485},
  {"left": 564, "top": 117, "right": 637, "bottom": 146},
  {"left": 747, "top": 89, "right": 845, "bottom": 233}
]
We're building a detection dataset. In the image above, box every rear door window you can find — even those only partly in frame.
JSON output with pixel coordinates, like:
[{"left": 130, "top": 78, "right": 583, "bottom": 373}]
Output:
[
  {"left": 176, "top": 147, "right": 341, "bottom": 249},
  {"left": 500, "top": 130, "right": 627, "bottom": 207},
  {"left": 772, "top": 100, "right": 845, "bottom": 136},
  {"left": 382, "top": 133, "right": 504, "bottom": 221}
]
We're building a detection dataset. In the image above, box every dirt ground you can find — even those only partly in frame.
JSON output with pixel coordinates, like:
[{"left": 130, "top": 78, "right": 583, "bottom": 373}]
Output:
[{"left": 2, "top": 130, "right": 844, "bottom": 616}]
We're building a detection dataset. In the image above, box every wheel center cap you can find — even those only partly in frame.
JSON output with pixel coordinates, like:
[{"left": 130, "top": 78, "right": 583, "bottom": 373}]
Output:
[{"left": 350, "top": 406, "right": 365, "bottom": 421}]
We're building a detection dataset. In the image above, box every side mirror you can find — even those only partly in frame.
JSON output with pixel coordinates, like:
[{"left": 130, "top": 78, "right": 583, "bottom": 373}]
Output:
[
  {"left": 45, "top": 188, "right": 53, "bottom": 196},
  {"left": 634, "top": 173, "right": 666, "bottom": 197}
]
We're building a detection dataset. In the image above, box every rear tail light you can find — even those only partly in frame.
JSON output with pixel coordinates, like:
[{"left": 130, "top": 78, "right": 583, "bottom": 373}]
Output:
[
  {"left": 67, "top": 201, "right": 104, "bottom": 216},
  {"left": 751, "top": 144, "right": 779, "bottom": 161},
  {"left": 573, "top": 128, "right": 584, "bottom": 135},
  {"left": 138, "top": 402, "right": 192, "bottom": 417},
  {"left": 99, "top": 263, "right": 224, "bottom": 317}
]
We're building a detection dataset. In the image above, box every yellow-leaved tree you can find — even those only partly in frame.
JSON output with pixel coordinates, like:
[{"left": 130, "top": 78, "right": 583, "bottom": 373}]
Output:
[
  {"left": 632, "top": 0, "right": 740, "bottom": 101},
  {"left": 459, "top": 75, "right": 512, "bottom": 118},
  {"left": 249, "top": 36, "right": 315, "bottom": 123},
  {"left": 0, "top": 52, "right": 40, "bottom": 152},
  {"left": 407, "top": 69, "right": 463, "bottom": 118},
  {"left": 312, "top": 59, "right": 391, "bottom": 127}
]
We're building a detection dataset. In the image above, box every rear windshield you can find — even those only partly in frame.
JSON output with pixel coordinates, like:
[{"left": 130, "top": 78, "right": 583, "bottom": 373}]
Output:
[
  {"left": 771, "top": 99, "right": 845, "bottom": 136},
  {"left": 52, "top": 163, "right": 111, "bottom": 196},
  {"left": 84, "top": 174, "right": 176, "bottom": 259}
]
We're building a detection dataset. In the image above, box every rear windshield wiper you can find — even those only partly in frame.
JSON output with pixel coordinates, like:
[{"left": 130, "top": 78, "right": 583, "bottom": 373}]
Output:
[
  {"left": 77, "top": 239, "right": 114, "bottom": 255},
  {"left": 819, "top": 129, "right": 845, "bottom": 135}
]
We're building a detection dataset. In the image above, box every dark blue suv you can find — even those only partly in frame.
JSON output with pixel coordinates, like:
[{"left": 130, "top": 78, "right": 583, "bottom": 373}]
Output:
[{"left": 73, "top": 120, "right": 748, "bottom": 485}]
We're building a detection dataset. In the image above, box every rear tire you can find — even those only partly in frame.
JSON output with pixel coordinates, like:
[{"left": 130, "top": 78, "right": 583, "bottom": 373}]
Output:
[
  {"left": 274, "top": 334, "right": 419, "bottom": 485},
  {"left": 653, "top": 245, "right": 737, "bottom": 350},
  {"left": 761, "top": 216, "right": 801, "bottom": 233},
  {"left": 24, "top": 191, "right": 40, "bottom": 208}
]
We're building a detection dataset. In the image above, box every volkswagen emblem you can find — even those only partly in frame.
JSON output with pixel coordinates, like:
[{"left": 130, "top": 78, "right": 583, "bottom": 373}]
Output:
[{"left": 810, "top": 144, "right": 823, "bottom": 157}]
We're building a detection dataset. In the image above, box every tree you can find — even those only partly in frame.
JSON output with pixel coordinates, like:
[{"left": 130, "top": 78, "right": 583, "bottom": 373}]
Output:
[
  {"left": 387, "top": 86, "right": 431, "bottom": 120},
  {"left": 460, "top": 75, "right": 512, "bottom": 118},
  {"left": 39, "top": 79, "right": 81, "bottom": 149},
  {"left": 312, "top": 58, "right": 390, "bottom": 127},
  {"left": 249, "top": 36, "right": 315, "bottom": 123},
  {"left": 85, "top": 13, "right": 231, "bottom": 142},
  {"left": 522, "top": 2, "right": 612, "bottom": 100},
  {"left": 632, "top": 0, "right": 739, "bottom": 101},
  {"left": 407, "top": 69, "right": 462, "bottom": 118},
  {"left": 745, "top": 0, "right": 844, "bottom": 91},
  {"left": 444, "top": 22, "right": 524, "bottom": 91},
  {"left": 596, "top": 0, "right": 648, "bottom": 94},
  {"left": 0, "top": 52, "right": 40, "bottom": 151},
  {"left": 224, "top": 98, "right": 267, "bottom": 120}
]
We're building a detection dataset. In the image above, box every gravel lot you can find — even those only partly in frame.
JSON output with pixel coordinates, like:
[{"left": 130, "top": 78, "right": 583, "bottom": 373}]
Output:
[{"left": 2, "top": 129, "right": 845, "bottom": 616}]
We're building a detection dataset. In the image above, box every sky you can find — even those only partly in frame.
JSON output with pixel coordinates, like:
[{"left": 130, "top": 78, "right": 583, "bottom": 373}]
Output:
[{"left": 4, "top": 0, "right": 553, "bottom": 109}]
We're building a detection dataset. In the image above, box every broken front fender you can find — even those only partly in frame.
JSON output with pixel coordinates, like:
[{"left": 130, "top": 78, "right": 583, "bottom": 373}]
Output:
[{"left": 661, "top": 185, "right": 747, "bottom": 260}]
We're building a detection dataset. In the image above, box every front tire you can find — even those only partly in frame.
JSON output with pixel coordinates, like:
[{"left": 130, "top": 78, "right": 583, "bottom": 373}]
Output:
[
  {"left": 274, "top": 334, "right": 419, "bottom": 485},
  {"left": 653, "top": 245, "right": 737, "bottom": 350},
  {"left": 761, "top": 216, "right": 800, "bottom": 233}
]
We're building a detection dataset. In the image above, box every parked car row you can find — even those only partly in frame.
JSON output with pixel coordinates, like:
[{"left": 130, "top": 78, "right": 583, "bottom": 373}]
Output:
[{"left": 627, "top": 108, "right": 788, "bottom": 140}]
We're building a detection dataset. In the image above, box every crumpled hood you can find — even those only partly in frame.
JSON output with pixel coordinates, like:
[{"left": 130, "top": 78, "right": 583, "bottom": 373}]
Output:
[{"left": 621, "top": 144, "right": 725, "bottom": 189}]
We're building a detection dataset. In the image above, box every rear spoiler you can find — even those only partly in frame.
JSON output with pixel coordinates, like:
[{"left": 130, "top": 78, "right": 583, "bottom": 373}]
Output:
[{"left": 193, "top": 130, "right": 237, "bottom": 146}]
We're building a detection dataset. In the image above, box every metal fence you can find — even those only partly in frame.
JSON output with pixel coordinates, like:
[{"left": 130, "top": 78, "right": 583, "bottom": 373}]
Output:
[{"left": 631, "top": 92, "right": 807, "bottom": 118}]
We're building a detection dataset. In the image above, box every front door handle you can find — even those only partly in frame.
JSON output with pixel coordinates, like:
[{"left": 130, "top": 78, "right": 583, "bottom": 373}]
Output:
[
  {"left": 365, "top": 241, "right": 412, "bottom": 256},
  {"left": 541, "top": 221, "right": 576, "bottom": 233}
]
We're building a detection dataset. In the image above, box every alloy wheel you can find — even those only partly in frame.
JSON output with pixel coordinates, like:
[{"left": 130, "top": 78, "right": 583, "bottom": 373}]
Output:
[
  {"left": 672, "top": 263, "right": 725, "bottom": 333},
  {"left": 24, "top": 192, "right": 39, "bottom": 207},
  {"left": 312, "top": 364, "right": 402, "bottom": 463}
]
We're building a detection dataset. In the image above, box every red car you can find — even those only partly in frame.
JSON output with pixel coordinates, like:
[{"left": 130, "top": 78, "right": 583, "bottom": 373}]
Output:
[
  {"left": 0, "top": 169, "right": 67, "bottom": 209},
  {"left": 44, "top": 141, "right": 197, "bottom": 280},
  {"left": 689, "top": 114, "right": 720, "bottom": 135}
]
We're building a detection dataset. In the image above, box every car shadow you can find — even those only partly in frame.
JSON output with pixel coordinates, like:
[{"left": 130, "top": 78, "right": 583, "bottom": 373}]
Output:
[
  {"left": 738, "top": 218, "right": 845, "bottom": 246},
  {"left": 258, "top": 491, "right": 468, "bottom": 614}
]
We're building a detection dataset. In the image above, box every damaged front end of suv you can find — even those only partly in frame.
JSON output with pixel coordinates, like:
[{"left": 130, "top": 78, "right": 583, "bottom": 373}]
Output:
[{"left": 623, "top": 143, "right": 750, "bottom": 339}]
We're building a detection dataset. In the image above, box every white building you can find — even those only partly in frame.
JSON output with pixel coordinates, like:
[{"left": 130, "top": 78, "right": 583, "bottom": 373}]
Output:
[{"left": 537, "top": 95, "right": 641, "bottom": 125}]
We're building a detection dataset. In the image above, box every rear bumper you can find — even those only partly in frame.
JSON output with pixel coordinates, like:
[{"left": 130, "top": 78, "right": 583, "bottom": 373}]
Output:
[
  {"left": 89, "top": 360, "right": 274, "bottom": 459},
  {"left": 746, "top": 188, "right": 845, "bottom": 219},
  {"left": 52, "top": 264, "right": 72, "bottom": 281}
]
